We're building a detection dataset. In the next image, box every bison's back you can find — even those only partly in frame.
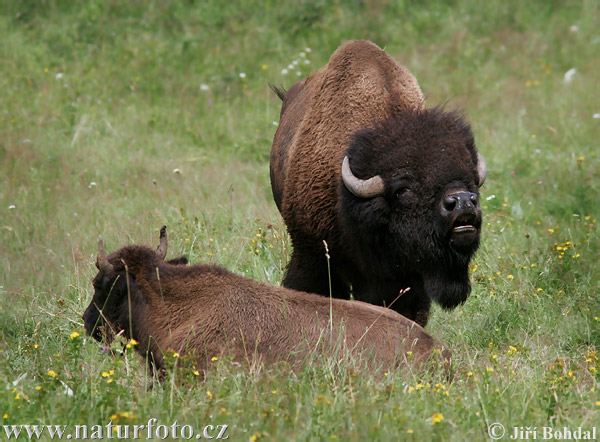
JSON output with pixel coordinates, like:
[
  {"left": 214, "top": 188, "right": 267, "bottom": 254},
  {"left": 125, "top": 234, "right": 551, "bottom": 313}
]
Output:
[
  {"left": 160, "top": 270, "right": 441, "bottom": 370},
  {"left": 270, "top": 40, "right": 425, "bottom": 242}
]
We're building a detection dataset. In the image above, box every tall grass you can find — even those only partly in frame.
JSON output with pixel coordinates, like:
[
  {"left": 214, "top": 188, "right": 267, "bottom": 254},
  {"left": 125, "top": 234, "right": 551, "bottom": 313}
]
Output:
[{"left": 1, "top": 0, "right": 598, "bottom": 440}]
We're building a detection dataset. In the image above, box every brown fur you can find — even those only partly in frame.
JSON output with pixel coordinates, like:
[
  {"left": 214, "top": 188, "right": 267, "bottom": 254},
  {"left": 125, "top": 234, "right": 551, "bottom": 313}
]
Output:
[
  {"left": 269, "top": 41, "right": 483, "bottom": 327},
  {"left": 83, "top": 236, "right": 447, "bottom": 375},
  {"left": 271, "top": 40, "right": 424, "bottom": 215}
]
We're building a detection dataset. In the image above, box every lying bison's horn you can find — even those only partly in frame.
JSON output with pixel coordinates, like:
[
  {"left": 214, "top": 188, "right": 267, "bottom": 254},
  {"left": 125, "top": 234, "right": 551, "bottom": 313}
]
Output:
[
  {"left": 96, "top": 237, "right": 114, "bottom": 274},
  {"left": 341, "top": 156, "right": 385, "bottom": 198},
  {"left": 156, "top": 225, "right": 167, "bottom": 259},
  {"left": 476, "top": 151, "right": 487, "bottom": 187}
]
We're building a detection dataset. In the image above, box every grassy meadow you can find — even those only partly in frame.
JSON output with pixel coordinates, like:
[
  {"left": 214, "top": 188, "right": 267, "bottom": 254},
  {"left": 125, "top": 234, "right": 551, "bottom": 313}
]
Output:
[{"left": 1, "top": 0, "right": 599, "bottom": 440}]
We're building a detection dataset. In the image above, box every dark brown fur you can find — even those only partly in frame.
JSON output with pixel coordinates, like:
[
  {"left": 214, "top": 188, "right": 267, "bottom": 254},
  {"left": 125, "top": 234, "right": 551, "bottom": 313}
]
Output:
[
  {"left": 83, "top": 235, "right": 447, "bottom": 375},
  {"left": 270, "top": 40, "right": 483, "bottom": 327}
]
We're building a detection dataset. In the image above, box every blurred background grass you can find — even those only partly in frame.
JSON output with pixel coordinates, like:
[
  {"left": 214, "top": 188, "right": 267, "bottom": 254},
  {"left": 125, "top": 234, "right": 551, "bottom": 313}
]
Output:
[{"left": 0, "top": 0, "right": 598, "bottom": 439}]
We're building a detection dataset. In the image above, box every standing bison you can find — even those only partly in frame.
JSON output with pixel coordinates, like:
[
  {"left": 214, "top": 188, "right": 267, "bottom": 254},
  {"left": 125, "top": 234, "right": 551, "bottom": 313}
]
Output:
[{"left": 270, "top": 40, "right": 486, "bottom": 326}]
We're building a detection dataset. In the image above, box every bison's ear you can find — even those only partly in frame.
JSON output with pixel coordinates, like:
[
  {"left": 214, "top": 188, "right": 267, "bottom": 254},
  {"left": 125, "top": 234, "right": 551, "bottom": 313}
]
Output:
[
  {"left": 476, "top": 151, "right": 486, "bottom": 187},
  {"left": 167, "top": 256, "right": 188, "bottom": 266}
]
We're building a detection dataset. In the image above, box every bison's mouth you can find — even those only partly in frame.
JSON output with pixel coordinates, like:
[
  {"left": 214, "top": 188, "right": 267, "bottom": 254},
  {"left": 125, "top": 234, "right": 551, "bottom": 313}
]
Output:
[
  {"left": 452, "top": 224, "right": 477, "bottom": 234},
  {"left": 450, "top": 215, "right": 480, "bottom": 250}
]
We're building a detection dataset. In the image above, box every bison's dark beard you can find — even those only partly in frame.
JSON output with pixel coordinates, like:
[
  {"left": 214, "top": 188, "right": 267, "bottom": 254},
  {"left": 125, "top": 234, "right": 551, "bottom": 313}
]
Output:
[
  {"left": 421, "top": 262, "right": 472, "bottom": 309},
  {"left": 338, "top": 197, "right": 478, "bottom": 305}
]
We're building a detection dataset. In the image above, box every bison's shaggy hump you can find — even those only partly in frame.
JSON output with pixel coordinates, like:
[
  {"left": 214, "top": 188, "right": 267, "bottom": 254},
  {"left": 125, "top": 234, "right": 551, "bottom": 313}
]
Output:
[
  {"left": 83, "top": 228, "right": 448, "bottom": 376},
  {"left": 270, "top": 40, "right": 485, "bottom": 327}
]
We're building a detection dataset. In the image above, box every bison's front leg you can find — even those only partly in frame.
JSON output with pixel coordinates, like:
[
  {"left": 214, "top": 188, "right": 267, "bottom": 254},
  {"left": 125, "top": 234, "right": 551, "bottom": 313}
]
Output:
[
  {"left": 283, "top": 247, "right": 350, "bottom": 299},
  {"left": 352, "top": 278, "right": 432, "bottom": 327}
]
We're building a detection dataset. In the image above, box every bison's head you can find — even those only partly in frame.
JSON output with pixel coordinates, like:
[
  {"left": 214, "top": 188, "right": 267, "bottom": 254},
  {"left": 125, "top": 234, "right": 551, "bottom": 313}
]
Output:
[
  {"left": 338, "top": 108, "right": 485, "bottom": 309},
  {"left": 83, "top": 226, "right": 186, "bottom": 342}
]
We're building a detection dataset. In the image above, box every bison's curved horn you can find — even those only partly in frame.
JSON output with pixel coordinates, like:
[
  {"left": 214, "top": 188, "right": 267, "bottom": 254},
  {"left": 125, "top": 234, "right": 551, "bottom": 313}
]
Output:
[
  {"left": 341, "top": 156, "right": 385, "bottom": 198},
  {"left": 96, "top": 237, "right": 114, "bottom": 274},
  {"left": 476, "top": 151, "right": 487, "bottom": 187},
  {"left": 156, "top": 225, "right": 167, "bottom": 259}
]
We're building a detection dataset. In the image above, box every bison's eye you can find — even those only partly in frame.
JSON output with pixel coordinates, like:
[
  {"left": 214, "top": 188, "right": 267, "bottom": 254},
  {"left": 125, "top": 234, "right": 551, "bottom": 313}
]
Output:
[
  {"left": 393, "top": 187, "right": 418, "bottom": 209},
  {"left": 92, "top": 275, "right": 105, "bottom": 290},
  {"left": 395, "top": 187, "right": 409, "bottom": 199}
]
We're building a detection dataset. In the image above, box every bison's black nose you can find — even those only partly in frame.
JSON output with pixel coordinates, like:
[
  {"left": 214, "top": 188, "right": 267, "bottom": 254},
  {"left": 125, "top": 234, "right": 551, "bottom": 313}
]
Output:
[{"left": 442, "top": 192, "right": 478, "bottom": 215}]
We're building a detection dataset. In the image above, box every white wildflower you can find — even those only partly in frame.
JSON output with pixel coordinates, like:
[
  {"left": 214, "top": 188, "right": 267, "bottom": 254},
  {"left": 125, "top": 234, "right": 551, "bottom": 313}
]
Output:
[
  {"left": 563, "top": 68, "right": 576, "bottom": 83},
  {"left": 593, "top": 113, "right": 600, "bottom": 119},
  {"left": 299, "top": 52, "right": 306, "bottom": 58},
  {"left": 59, "top": 380, "right": 73, "bottom": 397},
  {"left": 485, "top": 195, "right": 496, "bottom": 201},
  {"left": 88, "top": 182, "right": 96, "bottom": 188},
  {"left": 172, "top": 168, "right": 181, "bottom": 174},
  {"left": 55, "top": 73, "right": 63, "bottom": 80},
  {"left": 569, "top": 25, "right": 579, "bottom": 33},
  {"left": 272, "top": 121, "right": 279, "bottom": 126},
  {"left": 200, "top": 84, "right": 210, "bottom": 91},
  {"left": 281, "top": 68, "right": 288, "bottom": 75},
  {"left": 239, "top": 72, "right": 246, "bottom": 79},
  {"left": 8, "top": 205, "right": 16, "bottom": 210}
]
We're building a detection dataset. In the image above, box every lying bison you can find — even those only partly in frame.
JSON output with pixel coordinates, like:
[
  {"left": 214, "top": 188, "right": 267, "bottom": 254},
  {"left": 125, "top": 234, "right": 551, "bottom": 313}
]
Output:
[
  {"left": 83, "top": 227, "right": 446, "bottom": 374},
  {"left": 270, "top": 40, "right": 486, "bottom": 327}
]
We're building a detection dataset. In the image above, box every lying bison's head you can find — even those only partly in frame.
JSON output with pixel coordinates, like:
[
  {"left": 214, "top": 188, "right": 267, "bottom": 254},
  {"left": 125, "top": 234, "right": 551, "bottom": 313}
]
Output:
[
  {"left": 338, "top": 107, "right": 485, "bottom": 309},
  {"left": 83, "top": 226, "right": 187, "bottom": 343}
]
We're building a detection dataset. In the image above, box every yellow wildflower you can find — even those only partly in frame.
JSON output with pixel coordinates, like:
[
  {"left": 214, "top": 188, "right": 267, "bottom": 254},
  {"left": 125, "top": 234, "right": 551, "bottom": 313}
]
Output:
[
  {"left": 431, "top": 412, "right": 444, "bottom": 424},
  {"left": 70, "top": 331, "right": 80, "bottom": 339},
  {"left": 47, "top": 370, "right": 57, "bottom": 378}
]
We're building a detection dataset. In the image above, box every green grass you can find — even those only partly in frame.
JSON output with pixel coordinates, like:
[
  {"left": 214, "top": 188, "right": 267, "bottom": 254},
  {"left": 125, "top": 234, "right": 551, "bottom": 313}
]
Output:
[{"left": 1, "top": 0, "right": 598, "bottom": 440}]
